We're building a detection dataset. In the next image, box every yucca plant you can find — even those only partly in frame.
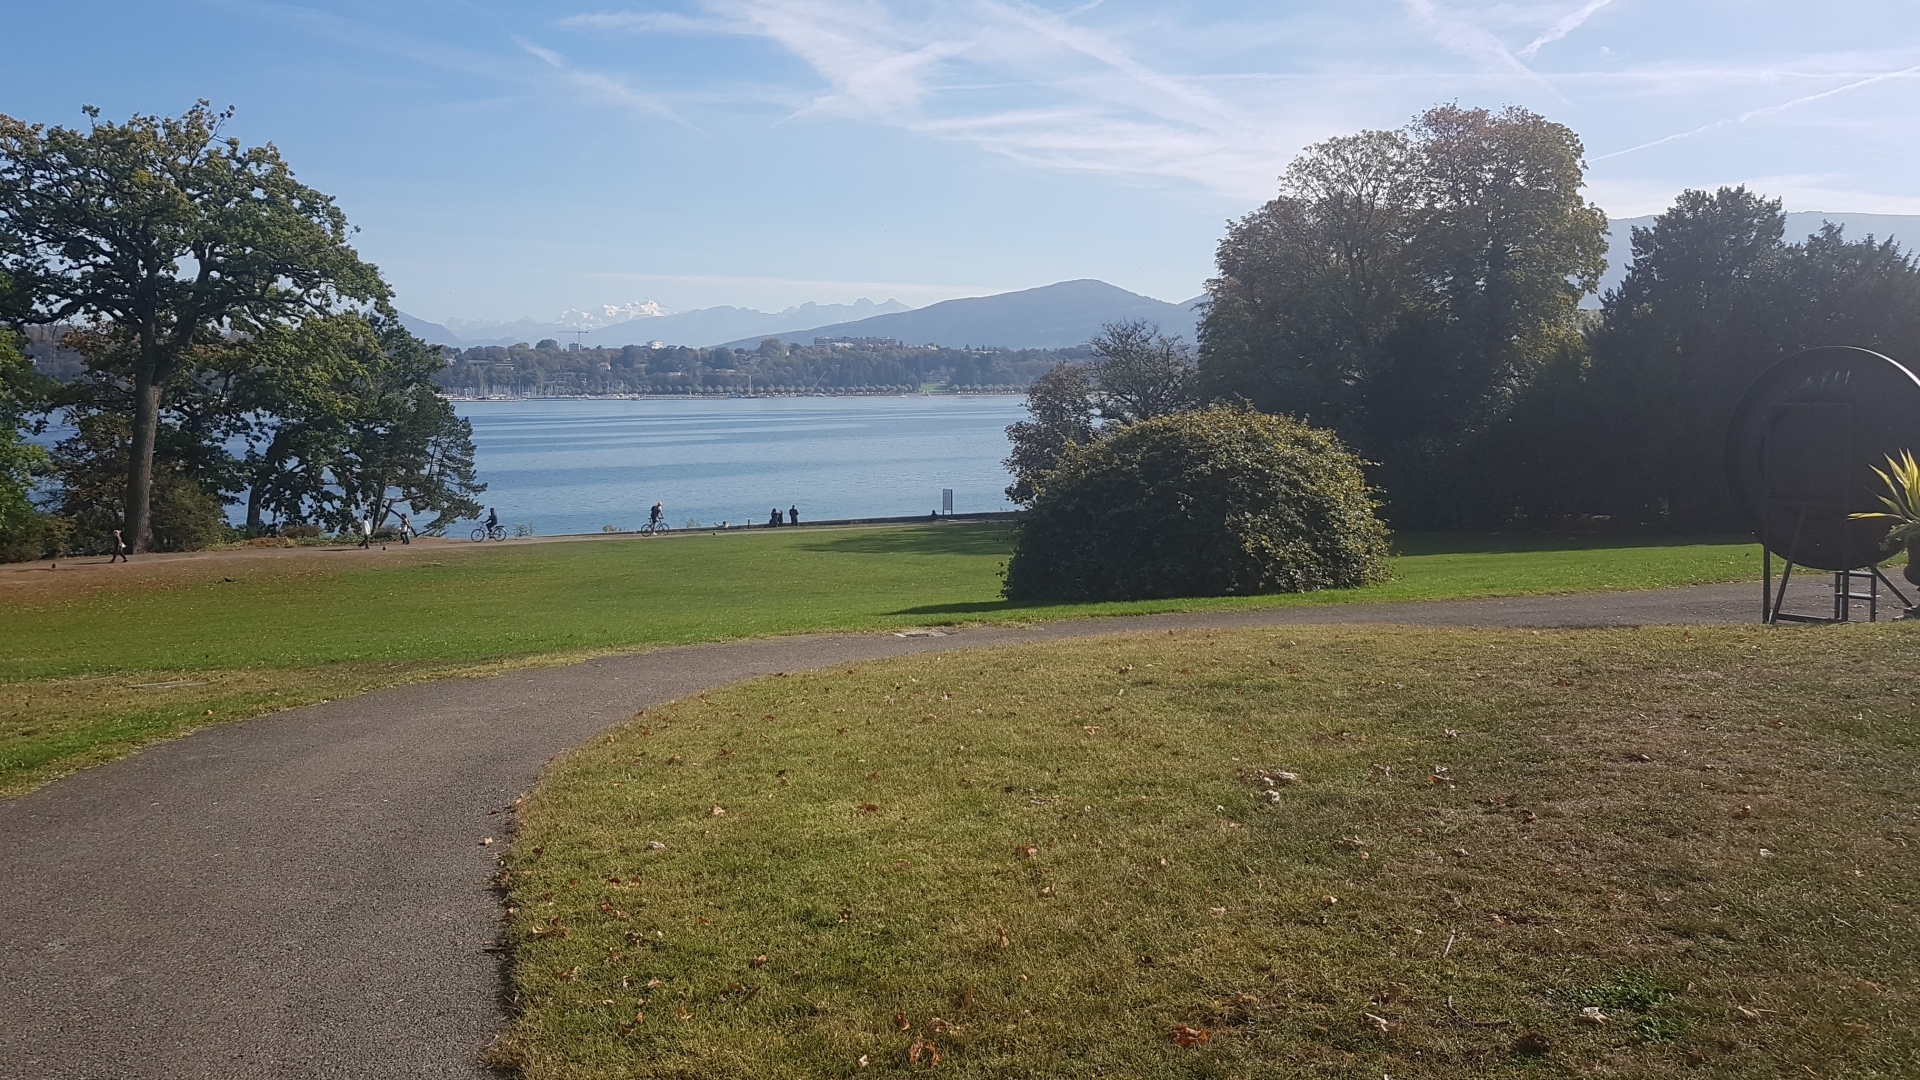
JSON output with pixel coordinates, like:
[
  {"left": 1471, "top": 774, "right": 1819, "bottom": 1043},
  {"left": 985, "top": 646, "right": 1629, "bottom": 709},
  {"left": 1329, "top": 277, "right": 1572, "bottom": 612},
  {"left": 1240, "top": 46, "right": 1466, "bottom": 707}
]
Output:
[{"left": 1852, "top": 450, "right": 1920, "bottom": 548}]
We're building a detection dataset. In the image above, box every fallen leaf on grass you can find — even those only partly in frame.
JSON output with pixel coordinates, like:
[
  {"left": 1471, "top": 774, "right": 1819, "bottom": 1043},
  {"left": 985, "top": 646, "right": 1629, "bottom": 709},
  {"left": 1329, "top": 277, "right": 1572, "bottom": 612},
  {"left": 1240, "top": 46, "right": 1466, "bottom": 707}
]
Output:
[
  {"left": 859, "top": 803, "right": 881, "bottom": 814},
  {"left": 1172, "top": 1025, "right": 1210, "bottom": 1047},
  {"left": 894, "top": 1012, "right": 912, "bottom": 1031},
  {"left": 750, "top": 954, "right": 768, "bottom": 969},
  {"left": 1370, "top": 983, "right": 1408, "bottom": 1005},
  {"left": 709, "top": 806, "right": 727, "bottom": 817},
  {"left": 996, "top": 927, "right": 1010, "bottom": 948},
  {"left": 648, "top": 841, "right": 666, "bottom": 850},
  {"left": 1014, "top": 844, "right": 1038, "bottom": 858},
  {"left": 1361, "top": 1012, "right": 1403, "bottom": 1036},
  {"left": 1209, "top": 907, "right": 1227, "bottom": 918},
  {"left": 1735, "top": 805, "right": 1754, "bottom": 818},
  {"left": 1038, "top": 886, "right": 1054, "bottom": 898},
  {"left": 1083, "top": 725, "right": 1102, "bottom": 735},
  {"left": 1578, "top": 1007, "right": 1608, "bottom": 1025},
  {"left": 906, "top": 1036, "right": 940, "bottom": 1065}
]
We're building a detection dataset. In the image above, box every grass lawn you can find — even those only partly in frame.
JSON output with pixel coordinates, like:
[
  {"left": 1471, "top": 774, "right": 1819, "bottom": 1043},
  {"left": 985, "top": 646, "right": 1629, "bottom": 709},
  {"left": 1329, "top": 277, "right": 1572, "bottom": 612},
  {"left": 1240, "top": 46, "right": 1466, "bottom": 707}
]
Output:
[
  {"left": 0, "top": 523, "right": 1760, "bottom": 797},
  {"left": 496, "top": 622, "right": 1920, "bottom": 1079}
]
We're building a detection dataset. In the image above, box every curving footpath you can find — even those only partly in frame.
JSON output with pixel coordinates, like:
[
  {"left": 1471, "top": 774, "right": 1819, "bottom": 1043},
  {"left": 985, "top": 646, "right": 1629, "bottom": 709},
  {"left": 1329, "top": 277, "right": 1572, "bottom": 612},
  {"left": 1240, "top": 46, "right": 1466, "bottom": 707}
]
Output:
[{"left": 0, "top": 580, "right": 1819, "bottom": 1078}]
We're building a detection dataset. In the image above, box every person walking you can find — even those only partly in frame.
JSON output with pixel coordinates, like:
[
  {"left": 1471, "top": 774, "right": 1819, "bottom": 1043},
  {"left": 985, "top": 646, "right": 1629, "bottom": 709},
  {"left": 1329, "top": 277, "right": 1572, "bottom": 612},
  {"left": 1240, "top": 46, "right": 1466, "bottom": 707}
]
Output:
[
  {"left": 109, "top": 528, "right": 129, "bottom": 563},
  {"left": 397, "top": 513, "right": 413, "bottom": 545},
  {"left": 360, "top": 516, "right": 372, "bottom": 549},
  {"left": 788, "top": 505, "right": 798, "bottom": 525}
]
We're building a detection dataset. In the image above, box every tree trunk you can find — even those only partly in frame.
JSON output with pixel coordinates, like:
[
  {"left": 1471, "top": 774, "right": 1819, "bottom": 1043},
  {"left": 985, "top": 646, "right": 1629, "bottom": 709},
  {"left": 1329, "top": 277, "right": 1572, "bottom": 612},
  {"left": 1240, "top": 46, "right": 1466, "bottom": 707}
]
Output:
[
  {"left": 245, "top": 430, "right": 289, "bottom": 535},
  {"left": 125, "top": 372, "right": 164, "bottom": 552}
]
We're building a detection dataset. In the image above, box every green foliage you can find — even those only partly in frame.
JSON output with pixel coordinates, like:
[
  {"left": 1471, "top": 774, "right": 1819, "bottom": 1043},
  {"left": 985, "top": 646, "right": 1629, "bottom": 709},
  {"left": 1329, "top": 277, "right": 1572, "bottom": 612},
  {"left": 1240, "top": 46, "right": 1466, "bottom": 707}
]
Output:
[
  {"left": 1002, "top": 362, "right": 1097, "bottom": 504},
  {"left": 1085, "top": 319, "right": 1196, "bottom": 422},
  {"left": 0, "top": 103, "right": 388, "bottom": 549},
  {"left": 1408, "top": 187, "right": 1920, "bottom": 532},
  {"left": 1003, "top": 406, "right": 1390, "bottom": 600},
  {"left": 1852, "top": 451, "right": 1920, "bottom": 550},
  {"left": 147, "top": 469, "right": 230, "bottom": 552},
  {"left": 1199, "top": 105, "right": 1606, "bottom": 463},
  {"left": 0, "top": 328, "right": 51, "bottom": 553}
]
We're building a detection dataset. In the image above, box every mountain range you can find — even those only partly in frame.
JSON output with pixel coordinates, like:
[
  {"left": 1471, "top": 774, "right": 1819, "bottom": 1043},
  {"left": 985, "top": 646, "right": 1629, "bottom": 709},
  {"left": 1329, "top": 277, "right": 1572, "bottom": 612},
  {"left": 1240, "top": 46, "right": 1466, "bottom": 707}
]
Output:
[
  {"left": 401, "top": 212, "right": 1920, "bottom": 352},
  {"left": 718, "top": 279, "right": 1204, "bottom": 350},
  {"left": 399, "top": 298, "right": 911, "bottom": 350}
]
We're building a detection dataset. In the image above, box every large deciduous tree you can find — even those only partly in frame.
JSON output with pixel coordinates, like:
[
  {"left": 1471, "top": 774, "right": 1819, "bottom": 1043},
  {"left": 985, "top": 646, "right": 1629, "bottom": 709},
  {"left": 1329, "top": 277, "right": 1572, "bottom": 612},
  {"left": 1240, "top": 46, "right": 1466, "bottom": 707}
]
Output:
[
  {"left": 1199, "top": 105, "right": 1606, "bottom": 464},
  {"left": 0, "top": 103, "right": 386, "bottom": 550}
]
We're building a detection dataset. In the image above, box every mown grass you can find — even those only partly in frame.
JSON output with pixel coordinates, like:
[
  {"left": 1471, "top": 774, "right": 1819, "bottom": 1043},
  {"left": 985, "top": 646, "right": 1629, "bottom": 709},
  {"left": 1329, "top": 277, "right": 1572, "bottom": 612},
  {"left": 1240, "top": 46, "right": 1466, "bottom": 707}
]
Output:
[
  {"left": 496, "top": 623, "right": 1920, "bottom": 1079},
  {"left": 0, "top": 523, "right": 1759, "bottom": 797}
]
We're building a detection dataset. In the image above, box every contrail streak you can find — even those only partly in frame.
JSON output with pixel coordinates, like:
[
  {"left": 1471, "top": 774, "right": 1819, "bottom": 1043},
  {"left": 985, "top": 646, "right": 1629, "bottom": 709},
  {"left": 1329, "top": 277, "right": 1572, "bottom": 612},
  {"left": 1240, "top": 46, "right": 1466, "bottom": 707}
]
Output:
[
  {"left": 1593, "top": 64, "right": 1920, "bottom": 161},
  {"left": 1518, "top": 0, "right": 1616, "bottom": 60}
]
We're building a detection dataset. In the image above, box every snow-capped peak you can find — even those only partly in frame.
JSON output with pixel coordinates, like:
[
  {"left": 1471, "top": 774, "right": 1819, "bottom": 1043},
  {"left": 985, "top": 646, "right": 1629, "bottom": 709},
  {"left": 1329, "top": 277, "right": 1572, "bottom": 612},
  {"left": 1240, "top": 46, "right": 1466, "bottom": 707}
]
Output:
[{"left": 553, "top": 300, "right": 671, "bottom": 329}]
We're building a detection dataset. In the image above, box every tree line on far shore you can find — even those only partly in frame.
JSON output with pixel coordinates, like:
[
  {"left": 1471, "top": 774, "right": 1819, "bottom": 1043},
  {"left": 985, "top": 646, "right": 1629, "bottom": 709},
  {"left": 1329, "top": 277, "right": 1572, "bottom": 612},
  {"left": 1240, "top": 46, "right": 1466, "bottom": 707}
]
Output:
[
  {"left": 434, "top": 339, "right": 1079, "bottom": 397},
  {"left": 1008, "top": 104, "right": 1920, "bottom": 537},
  {"left": 0, "top": 103, "right": 481, "bottom": 559}
]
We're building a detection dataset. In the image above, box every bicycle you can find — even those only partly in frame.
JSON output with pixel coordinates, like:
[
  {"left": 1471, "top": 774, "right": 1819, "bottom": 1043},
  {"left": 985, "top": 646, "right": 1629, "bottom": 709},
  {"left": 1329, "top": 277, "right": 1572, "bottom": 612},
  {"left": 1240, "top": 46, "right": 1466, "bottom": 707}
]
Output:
[{"left": 471, "top": 523, "right": 507, "bottom": 542}]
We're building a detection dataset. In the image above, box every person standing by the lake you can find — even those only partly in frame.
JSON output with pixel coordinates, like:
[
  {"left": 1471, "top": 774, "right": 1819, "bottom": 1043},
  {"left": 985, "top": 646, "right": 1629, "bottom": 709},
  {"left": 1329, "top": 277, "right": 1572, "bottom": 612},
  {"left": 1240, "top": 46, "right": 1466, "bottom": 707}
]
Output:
[
  {"left": 788, "top": 505, "right": 798, "bottom": 525},
  {"left": 109, "top": 528, "right": 129, "bottom": 563},
  {"left": 768, "top": 508, "right": 782, "bottom": 527}
]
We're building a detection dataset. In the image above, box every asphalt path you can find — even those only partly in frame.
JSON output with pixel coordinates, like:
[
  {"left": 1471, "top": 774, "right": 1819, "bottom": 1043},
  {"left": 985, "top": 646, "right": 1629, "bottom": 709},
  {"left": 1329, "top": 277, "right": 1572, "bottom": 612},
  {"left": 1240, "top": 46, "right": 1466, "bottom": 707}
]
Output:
[{"left": 0, "top": 579, "right": 1830, "bottom": 1078}]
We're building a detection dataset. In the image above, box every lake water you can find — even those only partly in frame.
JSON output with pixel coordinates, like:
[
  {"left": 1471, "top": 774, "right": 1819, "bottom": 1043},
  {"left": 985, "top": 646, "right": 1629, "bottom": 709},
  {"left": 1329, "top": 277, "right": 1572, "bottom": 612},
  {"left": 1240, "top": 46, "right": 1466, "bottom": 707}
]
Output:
[{"left": 457, "top": 396, "right": 1025, "bottom": 535}]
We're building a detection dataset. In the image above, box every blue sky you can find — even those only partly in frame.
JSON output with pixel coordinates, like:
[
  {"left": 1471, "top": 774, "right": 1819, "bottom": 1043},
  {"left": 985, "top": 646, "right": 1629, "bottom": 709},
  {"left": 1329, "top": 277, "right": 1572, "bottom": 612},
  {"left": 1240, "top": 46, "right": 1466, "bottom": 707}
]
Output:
[{"left": 5, "top": 1, "right": 1917, "bottom": 323}]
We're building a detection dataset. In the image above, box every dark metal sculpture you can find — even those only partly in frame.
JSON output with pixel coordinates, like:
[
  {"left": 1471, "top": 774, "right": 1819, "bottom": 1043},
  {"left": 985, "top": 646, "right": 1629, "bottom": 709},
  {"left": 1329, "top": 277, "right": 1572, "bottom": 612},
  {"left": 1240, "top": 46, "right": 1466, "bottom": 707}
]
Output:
[{"left": 1723, "top": 346, "right": 1920, "bottom": 620}]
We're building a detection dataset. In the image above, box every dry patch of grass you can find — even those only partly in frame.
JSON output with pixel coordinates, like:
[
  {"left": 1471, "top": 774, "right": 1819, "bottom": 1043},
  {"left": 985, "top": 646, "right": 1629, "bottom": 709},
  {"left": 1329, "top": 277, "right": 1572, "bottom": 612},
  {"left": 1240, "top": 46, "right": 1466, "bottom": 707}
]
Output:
[
  {"left": 496, "top": 624, "right": 1920, "bottom": 1078},
  {"left": 0, "top": 650, "right": 618, "bottom": 798}
]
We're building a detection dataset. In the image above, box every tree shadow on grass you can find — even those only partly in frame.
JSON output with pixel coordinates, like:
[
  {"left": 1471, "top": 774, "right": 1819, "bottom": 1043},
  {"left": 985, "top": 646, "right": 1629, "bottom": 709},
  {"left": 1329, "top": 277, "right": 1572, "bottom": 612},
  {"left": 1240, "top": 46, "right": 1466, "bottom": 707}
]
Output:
[
  {"left": 1393, "top": 532, "right": 1754, "bottom": 557},
  {"left": 799, "top": 523, "right": 1014, "bottom": 558},
  {"left": 888, "top": 598, "right": 1037, "bottom": 616}
]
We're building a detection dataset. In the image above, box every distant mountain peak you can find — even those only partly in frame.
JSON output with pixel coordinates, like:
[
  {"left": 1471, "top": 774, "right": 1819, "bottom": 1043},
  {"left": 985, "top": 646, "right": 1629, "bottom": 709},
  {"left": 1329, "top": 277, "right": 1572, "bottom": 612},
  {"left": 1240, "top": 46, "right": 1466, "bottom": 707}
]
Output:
[{"left": 554, "top": 300, "right": 670, "bottom": 329}]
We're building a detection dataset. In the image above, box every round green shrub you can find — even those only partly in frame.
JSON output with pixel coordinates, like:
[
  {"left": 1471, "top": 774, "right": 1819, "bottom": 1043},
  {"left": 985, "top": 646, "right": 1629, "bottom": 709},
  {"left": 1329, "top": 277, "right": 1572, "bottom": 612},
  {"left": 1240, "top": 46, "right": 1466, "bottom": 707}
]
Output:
[{"left": 1002, "top": 406, "right": 1391, "bottom": 601}]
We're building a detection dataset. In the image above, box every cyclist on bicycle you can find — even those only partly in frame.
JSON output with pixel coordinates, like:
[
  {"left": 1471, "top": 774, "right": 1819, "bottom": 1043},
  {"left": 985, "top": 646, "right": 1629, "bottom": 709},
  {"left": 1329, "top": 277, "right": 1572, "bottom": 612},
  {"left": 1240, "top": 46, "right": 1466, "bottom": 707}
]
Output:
[
  {"left": 485, "top": 507, "right": 499, "bottom": 532},
  {"left": 648, "top": 501, "right": 663, "bottom": 533}
]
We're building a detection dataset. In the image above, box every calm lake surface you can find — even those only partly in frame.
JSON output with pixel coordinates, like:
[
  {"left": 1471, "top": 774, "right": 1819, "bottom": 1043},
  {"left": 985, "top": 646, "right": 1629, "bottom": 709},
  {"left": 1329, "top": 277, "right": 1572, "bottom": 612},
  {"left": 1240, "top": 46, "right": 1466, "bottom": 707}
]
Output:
[{"left": 456, "top": 396, "right": 1025, "bottom": 535}]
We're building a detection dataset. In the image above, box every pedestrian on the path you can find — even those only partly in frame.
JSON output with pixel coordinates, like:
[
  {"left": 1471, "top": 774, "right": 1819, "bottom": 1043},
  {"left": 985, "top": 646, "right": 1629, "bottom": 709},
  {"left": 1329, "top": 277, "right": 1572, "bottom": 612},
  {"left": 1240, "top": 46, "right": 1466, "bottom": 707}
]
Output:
[
  {"left": 109, "top": 528, "right": 129, "bottom": 563},
  {"left": 788, "top": 505, "right": 798, "bottom": 525},
  {"left": 398, "top": 513, "right": 413, "bottom": 545},
  {"left": 360, "top": 517, "right": 372, "bottom": 549}
]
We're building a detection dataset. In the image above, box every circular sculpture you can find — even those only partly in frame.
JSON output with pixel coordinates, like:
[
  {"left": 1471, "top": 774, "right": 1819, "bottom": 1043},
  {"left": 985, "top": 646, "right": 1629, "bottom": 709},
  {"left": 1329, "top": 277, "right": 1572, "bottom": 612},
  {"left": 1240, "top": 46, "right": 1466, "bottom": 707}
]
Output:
[{"left": 1724, "top": 346, "right": 1920, "bottom": 572}]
